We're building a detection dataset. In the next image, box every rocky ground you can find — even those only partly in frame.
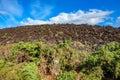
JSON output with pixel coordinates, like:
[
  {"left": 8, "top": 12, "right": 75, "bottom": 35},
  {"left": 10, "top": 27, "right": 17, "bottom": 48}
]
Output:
[{"left": 0, "top": 24, "right": 120, "bottom": 50}]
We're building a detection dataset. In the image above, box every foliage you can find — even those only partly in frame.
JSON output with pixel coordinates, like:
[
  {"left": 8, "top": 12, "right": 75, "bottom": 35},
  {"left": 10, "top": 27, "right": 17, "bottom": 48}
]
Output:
[
  {"left": 0, "top": 40, "right": 120, "bottom": 80},
  {"left": 0, "top": 60, "right": 5, "bottom": 69},
  {"left": 56, "top": 71, "right": 77, "bottom": 80},
  {"left": 20, "top": 62, "right": 38, "bottom": 80},
  {"left": 115, "top": 62, "right": 120, "bottom": 79},
  {"left": 17, "top": 42, "right": 40, "bottom": 57},
  {"left": 10, "top": 42, "right": 40, "bottom": 63},
  {"left": 80, "top": 67, "right": 103, "bottom": 80},
  {"left": 53, "top": 39, "right": 72, "bottom": 49},
  {"left": 83, "top": 41, "right": 120, "bottom": 80},
  {"left": 0, "top": 62, "right": 24, "bottom": 80}
]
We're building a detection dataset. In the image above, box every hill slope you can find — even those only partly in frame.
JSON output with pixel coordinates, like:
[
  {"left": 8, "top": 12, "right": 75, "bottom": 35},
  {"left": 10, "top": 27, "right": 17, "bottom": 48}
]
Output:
[
  {"left": 0, "top": 24, "right": 120, "bottom": 49},
  {"left": 0, "top": 24, "right": 120, "bottom": 80}
]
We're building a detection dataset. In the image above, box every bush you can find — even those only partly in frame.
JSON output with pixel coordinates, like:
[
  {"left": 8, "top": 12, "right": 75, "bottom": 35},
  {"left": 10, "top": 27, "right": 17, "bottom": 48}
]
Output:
[
  {"left": 115, "top": 62, "right": 120, "bottom": 79},
  {"left": 0, "top": 63, "right": 24, "bottom": 80},
  {"left": 56, "top": 71, "right": 77, "bottom": 80},
  {"left": 0, "top": 60, "right": 5, "bottom": 69},
  {"left": 53, "top": 39, "right": 72, "bottom": 49},
  {"left": 82, "top": 41, "right": 120, "bottom": 80},
  {"left": 1, "top": 40, "right": 120, "bottom": 80},
  {"left": 21, "top": 62, "right": 38, "bottom": 80},
  {"left": 17, "top": 42, "right": 40, "bottom": 57}
]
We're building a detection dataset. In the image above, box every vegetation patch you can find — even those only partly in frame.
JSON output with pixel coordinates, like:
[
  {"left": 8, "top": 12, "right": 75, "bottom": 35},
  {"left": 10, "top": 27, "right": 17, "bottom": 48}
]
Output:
[{"left": 0, "top": 40, "right": 120, "bottom": 80}]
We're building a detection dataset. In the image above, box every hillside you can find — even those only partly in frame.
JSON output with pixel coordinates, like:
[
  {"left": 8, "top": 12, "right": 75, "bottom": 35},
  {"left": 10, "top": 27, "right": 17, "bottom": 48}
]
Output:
[
  {"left": 0, "top": 24, "right": 120, "bottom": 50},
  {"left": 0, "top": 24, "right": 120, "bottom": 80}
]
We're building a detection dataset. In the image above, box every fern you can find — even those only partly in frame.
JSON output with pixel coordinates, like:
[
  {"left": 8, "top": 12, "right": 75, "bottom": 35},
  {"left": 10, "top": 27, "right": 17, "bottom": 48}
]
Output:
[
  {"left": 17, "top": 42, "right": 40, "bottom": 57},
  {"left": 56, "top": 71, "right": 76, "bottom": 80},
  {"left": 21, "top": 62, "right": 38, "bottom": 80}
]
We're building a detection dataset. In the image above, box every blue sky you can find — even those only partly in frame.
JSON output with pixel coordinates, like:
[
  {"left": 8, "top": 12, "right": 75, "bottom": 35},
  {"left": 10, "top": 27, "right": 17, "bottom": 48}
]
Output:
[{"left": 0, "top": 0, "right": 120, "bottom": 28}]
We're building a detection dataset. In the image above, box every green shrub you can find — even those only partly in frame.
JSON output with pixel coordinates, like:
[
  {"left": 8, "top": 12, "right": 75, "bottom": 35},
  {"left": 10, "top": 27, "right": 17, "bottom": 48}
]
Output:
[
  {"left": 5, "top": 70, "right": 21, "bottom": 80},
  {"left": 53, "top": 39, "right": 72, "bottom": 49},
  {"left": 82, "top": 41, "right": 120, "bottom": 79},
  {"left": 78, "top": 67, "right": 103, "bottom": 80},
  {"left": 99, "top": 42, "right": 120, "bottom": 79},
  {"left": 10, "top": 45, "right": 18, "bottom": 55},
  {"left": 0, "top": 63, "right": 24, "bottom": 80},
  {"left": 30, "top": 57, "right": 39, "bottom": 63},
  {"left": 0, "top": 60, "right": 5, "bottom": 69},
  {"left": 21, "top": 62, "right": 38, "bottom": 80},
  {"left": 85, "top": 52, "right": 101, "bottom": 68},
  {"left": 17, "top": 42, "right": 40, "bottom": 57},
  {"left": 115, "top": 62, "right": 120, "bottom": 79},
  {"left": 10, "top": 42, "right": 40, "bottom": 62},
  {"left": 86, "top": 67, "right": 103, "bottom": 80},
  {"left": 1, "top": 40, "right": 120, "bottom": 80},
  {"left": 56, "top": 71, "right": 77, "bottom": 80}
]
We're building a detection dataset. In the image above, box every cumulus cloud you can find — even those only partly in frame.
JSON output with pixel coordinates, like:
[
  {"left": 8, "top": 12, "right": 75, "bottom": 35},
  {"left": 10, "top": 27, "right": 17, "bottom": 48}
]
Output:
[
  {"left": 21, "top": 9, "right": 113, "bottom": 25},
  {"left": 50, "top": 9, "right": 113, "bottom": 24}
]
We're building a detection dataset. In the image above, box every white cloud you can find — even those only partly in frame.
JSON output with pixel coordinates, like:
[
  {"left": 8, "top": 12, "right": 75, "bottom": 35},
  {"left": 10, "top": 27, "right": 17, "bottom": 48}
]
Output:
[
  {"left": 0, "top": 11, "right": 7, "bottom": 15},
  {"left": 50, "top": 9, "right": 113, "bottom": 25},
  {"left": 0, "top": 0, "right": 23, "bottom": 16},
  {"left": 0, "top": 0, "right": 23, "bottom": 27},
  {"left": 20, "top": 17, "right": 51, "bottom": 25},
  {"left": 106, "top": 22, "right": 114, "bottom": 26},
  {"left": 21, "top": 9, "right": 113, "bottom": 25},
  {"left": 0, "top": 14, "right": 20, "bottom": 27},
  {"left": 30, "top": 0, "right": 53, "bottom": 19},
  {"left": 116, "top": 17, "right": 120, "bottom": 27}
]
